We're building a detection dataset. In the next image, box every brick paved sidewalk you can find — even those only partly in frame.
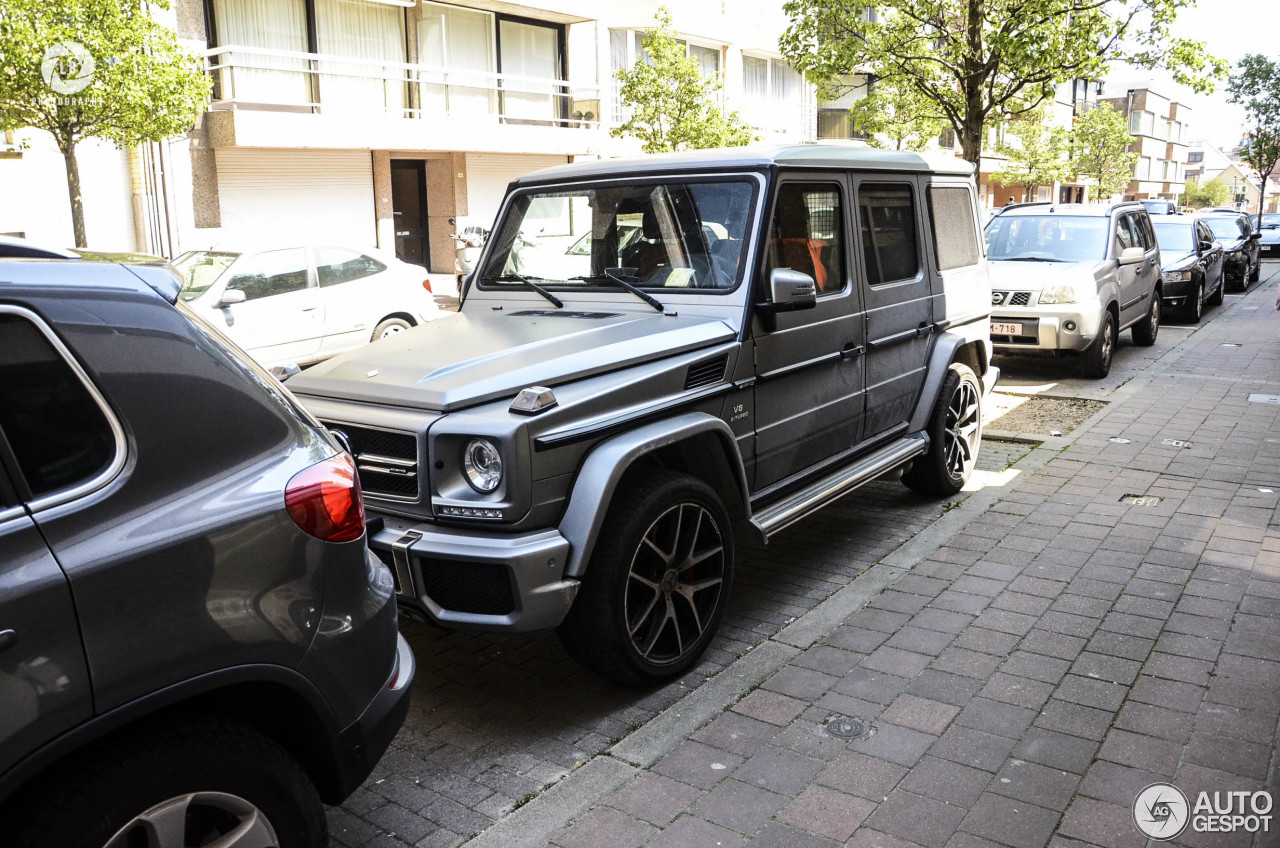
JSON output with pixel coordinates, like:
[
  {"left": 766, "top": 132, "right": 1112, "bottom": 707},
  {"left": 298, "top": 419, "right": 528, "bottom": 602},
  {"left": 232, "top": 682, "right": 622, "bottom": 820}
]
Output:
[{"left": 532, "top": 276, "right": 1280, "bottom": 848}]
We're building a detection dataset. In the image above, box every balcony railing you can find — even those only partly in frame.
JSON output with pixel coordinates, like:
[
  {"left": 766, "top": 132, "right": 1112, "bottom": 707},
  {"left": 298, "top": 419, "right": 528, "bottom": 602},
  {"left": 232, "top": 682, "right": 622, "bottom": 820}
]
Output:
[{"left": 204, "top": 46, "right": 602, "bottom": 129}]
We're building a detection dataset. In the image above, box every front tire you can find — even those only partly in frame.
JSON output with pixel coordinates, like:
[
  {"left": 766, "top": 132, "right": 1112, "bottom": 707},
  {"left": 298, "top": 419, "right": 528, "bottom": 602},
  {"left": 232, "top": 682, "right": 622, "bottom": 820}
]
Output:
[
  {"left": 1132, "top": 293, "right": 1159, "bottom": 346},
  {"left": 1249, "top": 259, "right": 1260, "bottom": 283},
  {"left": 1186, "top": 280, "right": 1203, "bottom": 324},
  {"left": 7, "top": 716, "right": 325, "bottom": 848},
  {"left": 1082, "top": 310, "right": 1116, "bottom": 378},
  {"left": 902, "top": 363, "right": 982, "bottom": 496},
  {"left": 558, "top": 469, "right": 733, "bottom": 685}
]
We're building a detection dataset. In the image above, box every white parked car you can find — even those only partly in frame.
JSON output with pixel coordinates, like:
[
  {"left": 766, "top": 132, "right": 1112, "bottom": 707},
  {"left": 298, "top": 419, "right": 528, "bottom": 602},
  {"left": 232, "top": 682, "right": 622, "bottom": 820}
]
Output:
[{"left": 173, "top": 244, "right": 442, "bottom": 368}]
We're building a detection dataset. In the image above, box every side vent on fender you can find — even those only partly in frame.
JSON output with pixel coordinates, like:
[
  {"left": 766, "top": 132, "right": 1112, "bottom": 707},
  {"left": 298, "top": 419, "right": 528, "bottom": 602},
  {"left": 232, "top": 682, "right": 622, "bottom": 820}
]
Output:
[{"left": 684, "top": 354, "right": 728, "bottom": 390}]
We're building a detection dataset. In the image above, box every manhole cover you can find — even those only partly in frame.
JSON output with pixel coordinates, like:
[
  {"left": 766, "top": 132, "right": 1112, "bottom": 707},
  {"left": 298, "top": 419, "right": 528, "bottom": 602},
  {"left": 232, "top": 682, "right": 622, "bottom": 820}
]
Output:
[
  {"left": 1120, "top": 494, "right": 1162, "bottom": 506},
  {"left": 825, "top": 716, "right": 873, "bottom": 740},
  {"left": 1109, "top": 437, "right": 1131, "bottom": 444},
  {"left": 1249, "top": 394, "right": 1280, "bottom": 406},
  {"left": 1161, "top": 438, "right": 1191, "bottom": 448}
]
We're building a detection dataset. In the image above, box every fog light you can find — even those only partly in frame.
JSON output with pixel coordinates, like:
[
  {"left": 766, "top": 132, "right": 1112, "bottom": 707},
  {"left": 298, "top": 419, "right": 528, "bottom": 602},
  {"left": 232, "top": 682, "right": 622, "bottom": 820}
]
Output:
[{"left": 1064, "top": 320, "right": 1077, "bottom": 332}]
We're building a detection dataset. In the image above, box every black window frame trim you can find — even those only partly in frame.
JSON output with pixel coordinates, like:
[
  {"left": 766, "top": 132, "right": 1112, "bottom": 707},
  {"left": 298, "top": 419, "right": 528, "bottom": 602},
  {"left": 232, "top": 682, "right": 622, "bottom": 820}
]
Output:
[{"left": 0, "top": 304, "right": 128, "bottom": 514}]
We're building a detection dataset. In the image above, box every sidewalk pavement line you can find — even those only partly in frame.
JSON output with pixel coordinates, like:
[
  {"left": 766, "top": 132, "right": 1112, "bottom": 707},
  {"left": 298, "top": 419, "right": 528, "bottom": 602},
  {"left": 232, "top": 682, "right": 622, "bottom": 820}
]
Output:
[
  {"left": 610, "top": 639, "right": 801, "bottom": 768},
  {"left": 773, "top": 562, "right": 907, "bottom": 649},
  {"left": 460, "top": 755, "right": 637, "bottom": 848}
]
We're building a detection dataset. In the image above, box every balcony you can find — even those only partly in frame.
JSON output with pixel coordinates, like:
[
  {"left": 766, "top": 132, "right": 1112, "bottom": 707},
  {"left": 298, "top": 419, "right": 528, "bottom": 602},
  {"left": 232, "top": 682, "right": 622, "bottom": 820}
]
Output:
[{"left": 202, "top": 46, "right": 605, "bottom": 155}]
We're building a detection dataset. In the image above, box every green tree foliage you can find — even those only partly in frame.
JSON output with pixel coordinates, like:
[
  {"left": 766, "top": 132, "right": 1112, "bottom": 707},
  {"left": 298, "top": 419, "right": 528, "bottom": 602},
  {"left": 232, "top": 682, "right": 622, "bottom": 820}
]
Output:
[
  {"left": 1070, "top": 104, "right": 1139, "bottom": 201},
  {"left": 1182, "top": 176, "right": 1229, "bottom": 209},
  {"left": 991, "top": 109, "right": 1071, "bottom": 202},
  {"left": 1227, "top": 54, "right": 1280, "bottom": 226},
  {"left": 0, "top": 0, "right": 209, "bottom": 246},
  {"left": 780, "top": 0, "right": 1225, "bottom": 172},
  {"left": 612, "top": 8, "right": 756, "bottom": 154},
  {"left": 844, "top": 75, "right": 945, "bottom": 151}
]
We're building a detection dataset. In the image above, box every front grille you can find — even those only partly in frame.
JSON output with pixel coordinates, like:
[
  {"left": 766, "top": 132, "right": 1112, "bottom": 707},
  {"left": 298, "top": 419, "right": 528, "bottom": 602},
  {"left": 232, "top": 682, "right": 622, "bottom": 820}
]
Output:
[
  {"left": 684, "top": 354, "right": 728, "bottom": 390},
  {"left": 420, "top": 558, "right": 515, "bottom": 615},
  {"left": 1010, "top": 291, "right": 1032, "bottom": 306},
  {"left": 992, "top": 333, "right": 1039, "bottom": 345},
  {"left": 321, "top": 421, "right": 419, "bottom": 500},
  {"left": 992, "top": 290, "right": 1033, "bottom": 306}
]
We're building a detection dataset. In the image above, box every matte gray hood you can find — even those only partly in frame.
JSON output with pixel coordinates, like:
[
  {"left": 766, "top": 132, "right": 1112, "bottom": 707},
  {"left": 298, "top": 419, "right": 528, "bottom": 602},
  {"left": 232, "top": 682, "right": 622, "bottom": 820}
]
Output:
[{"left": 289, "top": 309, "right": 736, "bottom": 412}]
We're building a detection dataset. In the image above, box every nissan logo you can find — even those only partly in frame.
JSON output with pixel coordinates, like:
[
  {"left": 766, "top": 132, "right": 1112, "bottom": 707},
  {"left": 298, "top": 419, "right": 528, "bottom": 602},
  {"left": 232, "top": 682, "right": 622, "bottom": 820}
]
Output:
[{"left": 991, "top": 292, "right": 1005, "bottom": 305}]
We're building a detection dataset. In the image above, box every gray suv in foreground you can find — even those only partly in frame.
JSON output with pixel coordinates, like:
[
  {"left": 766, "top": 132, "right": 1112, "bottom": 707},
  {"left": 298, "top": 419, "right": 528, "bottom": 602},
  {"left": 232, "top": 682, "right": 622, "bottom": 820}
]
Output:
[
  {"left": 290, "top": 146, "right": 996, "bottom": 684},
  {"left": 0, "top": 260, "right": 412, "bottom": 847}
]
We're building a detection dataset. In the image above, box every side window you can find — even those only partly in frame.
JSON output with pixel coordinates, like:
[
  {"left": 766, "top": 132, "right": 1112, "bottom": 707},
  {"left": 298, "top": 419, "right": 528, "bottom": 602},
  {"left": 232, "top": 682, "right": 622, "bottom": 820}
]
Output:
[
  {"left": 764, "top": 182, "right": 845, "bottom": 295},
  {"left": 1133, "top": 214, "right": 1156, "bottom": 250},
  {"left": 226, "top": 249, "right": 310, "bottom": 301},
  {"left": 1114, "top": 215, "right": 1137, "bottom": 252},
  {"left": 0, "top": 312, "right": 116, "bottom": 499},
  {"left": 928, "top": 186, "right": 980, "bottom": 270},
  {"left": 316, "top": 248, "right": 387, "bottom": 287},
  {"left": 859, "top": 183, "right": 920, "bottom": 285}
]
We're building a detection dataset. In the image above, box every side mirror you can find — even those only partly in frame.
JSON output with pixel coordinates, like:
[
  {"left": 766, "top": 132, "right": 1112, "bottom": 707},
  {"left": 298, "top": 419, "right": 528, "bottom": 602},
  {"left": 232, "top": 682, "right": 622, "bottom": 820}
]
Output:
[
  {"left": 218, "top": 288, "right": 247, "bottom": 307},
  {"left": 1118, "top": 246, "right": 1146, "bottom": 266},
  {"left": 1248, "top": 232, "right": 1261, "bottom": 241},
  {"left": 756, "top": 268, "right": 817, "bottom": 331}
]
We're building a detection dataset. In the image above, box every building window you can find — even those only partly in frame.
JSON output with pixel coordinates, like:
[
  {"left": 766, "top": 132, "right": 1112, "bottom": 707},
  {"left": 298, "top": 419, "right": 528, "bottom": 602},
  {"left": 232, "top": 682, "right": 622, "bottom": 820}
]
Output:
[
  {"left": 1128, "top": 110, "right": 1155, "bottom": 137},
  {"left": 938, "top": 127, "right": 956, "bottom": 149},
  {"left": 315, "top": 0, "right": 408, "bottom": 111},
  {"left": 816, "top": 74, "right": 870, "bottom": 140},
  {"left": 1136, "top": 156, "right": 1151, "bottom": 180},
  {"left": 212, "top": 0, "right": 311, "bottom": 105},
  {"left": 742, "top": 55, "right": 799, "bottom": 102}
]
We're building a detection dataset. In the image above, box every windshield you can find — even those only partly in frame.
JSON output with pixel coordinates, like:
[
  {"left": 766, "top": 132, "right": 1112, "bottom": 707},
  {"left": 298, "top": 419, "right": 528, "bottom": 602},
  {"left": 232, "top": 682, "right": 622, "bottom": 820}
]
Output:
[
  {"left": 1152, "top": 221, "right": 1195, "bottom": 253},
  {"left": 984, "top": 215, "right": 1108, "bottom": 262},
  {"left": 173, "top": 251, "right": 239, "bottom": 301},
  {"left": 1201, "top": 218, "right": 1243, "bottom": 240},
  {"left": 1261, "top": 214, "right": 1280, "bottom": 228},
  {"left": 478, "top": 179, "right": 756, "bottom": 292}
]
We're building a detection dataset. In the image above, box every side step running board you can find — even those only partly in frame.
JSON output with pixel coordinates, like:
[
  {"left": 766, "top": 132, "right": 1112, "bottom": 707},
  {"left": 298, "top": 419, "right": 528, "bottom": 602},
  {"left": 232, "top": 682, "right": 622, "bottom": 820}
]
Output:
[{"left": 748, "top": 434, "right": 928, "bottom": 542}]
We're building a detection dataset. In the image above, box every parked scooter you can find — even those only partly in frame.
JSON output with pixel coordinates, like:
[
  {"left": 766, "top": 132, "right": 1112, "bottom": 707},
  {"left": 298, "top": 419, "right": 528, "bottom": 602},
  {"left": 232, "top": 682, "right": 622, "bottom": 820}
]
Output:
[{"left": 448, "top": 217, "right": 489, "bottom": 286}]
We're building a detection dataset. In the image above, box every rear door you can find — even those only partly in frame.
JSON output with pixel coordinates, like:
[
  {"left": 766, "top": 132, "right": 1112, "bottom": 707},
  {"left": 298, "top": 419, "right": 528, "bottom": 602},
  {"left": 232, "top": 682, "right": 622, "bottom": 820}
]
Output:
[
  {"left": 1113, "top": 213, "right": 1149, "bottom": 325},
  {"left": 854, "top": 177, "right": 934, "bottom": 441},
  {"left": 751, "top": 177, "right": 865, "bottom": 491},
  {"left": 0, "top": 309, "right": 95, "bottom": 770}
]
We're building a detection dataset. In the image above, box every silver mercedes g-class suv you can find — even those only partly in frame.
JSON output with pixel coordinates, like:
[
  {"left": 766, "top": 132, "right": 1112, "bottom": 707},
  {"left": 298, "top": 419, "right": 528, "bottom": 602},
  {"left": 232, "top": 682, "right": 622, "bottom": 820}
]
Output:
[{"left": 289, "top": 146, "right": 996, "bottom": 684}]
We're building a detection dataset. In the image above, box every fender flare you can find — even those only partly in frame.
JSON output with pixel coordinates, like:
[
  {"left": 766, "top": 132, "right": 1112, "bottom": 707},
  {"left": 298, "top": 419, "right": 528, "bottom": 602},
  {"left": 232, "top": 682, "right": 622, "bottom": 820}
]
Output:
[
  {"left": 559, "top": 412, "right": 749, "bottom": 578},
  {"left": 908, "top": 323, "right": 991, "bottom": 433}
]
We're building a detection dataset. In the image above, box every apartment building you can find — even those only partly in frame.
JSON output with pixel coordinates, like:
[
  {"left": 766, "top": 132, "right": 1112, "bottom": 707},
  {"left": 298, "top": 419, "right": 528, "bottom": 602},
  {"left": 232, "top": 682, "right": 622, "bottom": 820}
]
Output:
[
  {"left": 2, "top": 0, "right": 817, "bottom": 274},
  {"left": 1099, "top": 85, "right": 1191, "bottom": 202}
]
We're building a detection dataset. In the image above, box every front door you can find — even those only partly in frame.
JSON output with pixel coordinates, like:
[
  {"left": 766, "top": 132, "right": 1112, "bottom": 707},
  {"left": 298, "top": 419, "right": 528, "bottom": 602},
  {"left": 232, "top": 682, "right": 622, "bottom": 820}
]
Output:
[
  {"left": 391, "top": 160, "right": 430, "bottom": 268},
  {"left": 751, "top": 178, "right": 865, "bottom": 491},
  {"left": 854, "top": 178, "right": 934, "bottom": 441},
  {"left": 208, "top": 247, "right": 323, "bottom": 365}
]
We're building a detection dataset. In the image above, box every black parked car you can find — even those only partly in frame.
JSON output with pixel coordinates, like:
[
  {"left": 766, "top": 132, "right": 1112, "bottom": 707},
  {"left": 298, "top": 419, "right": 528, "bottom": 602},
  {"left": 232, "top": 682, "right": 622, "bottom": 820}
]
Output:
[
  {"left": 1197, "top": 212, "right": 1262, "bottom": 288},
  {"left": 0, "top": 260, "right": 413, "bottom": 847},
  {"left": 1151, "top": 215, "right": 1225, "bottom": 322}
]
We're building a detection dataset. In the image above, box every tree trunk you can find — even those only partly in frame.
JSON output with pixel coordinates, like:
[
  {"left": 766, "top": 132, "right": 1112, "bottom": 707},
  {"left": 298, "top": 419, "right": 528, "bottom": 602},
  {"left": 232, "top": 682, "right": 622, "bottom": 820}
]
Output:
[
  {"left": 62, "top": 142, "right": 87, "bottom": 248},
  {"left": 959, "top": 0, "right": 985, "bottom": 174}
]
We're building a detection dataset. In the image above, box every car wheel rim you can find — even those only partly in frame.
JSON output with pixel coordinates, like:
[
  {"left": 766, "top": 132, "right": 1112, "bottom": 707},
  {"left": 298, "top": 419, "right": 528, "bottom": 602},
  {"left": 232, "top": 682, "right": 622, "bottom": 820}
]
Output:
[
  {"left": 1101, "top": 321, "right": 1114, "bottom": 368},
  {"left": 381, "top": 325, "right": 405, "bottom": 338},
  {"left": 104, "top": 792, "right": 278, "bottom": 848},
  {"left": 944, "top": 377, "right": 981, "bottom": 481},
  {"left": 625, "top": 502, "right": 725, "bottom": 668},
  {"left": 1150, "top": 299, "right": 1159, "bottom": 335},
  {"left": 1194, "top": 284, "right": 1202, "bottom": 320}
]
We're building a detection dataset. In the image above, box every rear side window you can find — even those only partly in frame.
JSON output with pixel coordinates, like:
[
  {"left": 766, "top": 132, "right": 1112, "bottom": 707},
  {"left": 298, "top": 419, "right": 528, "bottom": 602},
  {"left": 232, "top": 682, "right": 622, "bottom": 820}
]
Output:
[
  {"left": 928, "top": 187, "right": 980, "bottom": 270},
  {"left": 0, "top": 312, "right": 116, "bottom": 499},
  {"left": 859, "top": 183, "right": 920, "bottom": 285},
  {"left": 764, "top": 183, "right": 845, "bottom": 295},
  {"left": 1134, "top": 213, "right": 1156, "bottom": 249},
  {"left": 316, "top": 248, "right": 387, "bottom": 287}
]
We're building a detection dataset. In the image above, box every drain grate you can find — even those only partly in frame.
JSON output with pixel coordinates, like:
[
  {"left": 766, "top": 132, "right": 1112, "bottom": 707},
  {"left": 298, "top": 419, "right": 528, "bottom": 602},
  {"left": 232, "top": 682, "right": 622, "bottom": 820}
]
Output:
[
  {"left": 824, "top": 716, "right": 874, "bottom": 740},
  {"left": 1120, "top": 494, "right": 1162, "bottom": 506},
  {"left": 1161, "top": 438, "right": 1191, "bottom": 448},
  {"left": 1109, "top": 437, "right": 1132, "bottom": 444}
]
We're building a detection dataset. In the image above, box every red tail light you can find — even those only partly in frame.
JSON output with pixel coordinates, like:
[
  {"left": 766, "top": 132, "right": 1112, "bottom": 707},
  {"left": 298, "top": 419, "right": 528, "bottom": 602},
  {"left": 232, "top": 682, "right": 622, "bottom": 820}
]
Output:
[
  {"left": 285, "top": 454, "right": 365, "bottom": 543},
  {"left": 422, "top": 279, "right": 433, "bottom": 293}
]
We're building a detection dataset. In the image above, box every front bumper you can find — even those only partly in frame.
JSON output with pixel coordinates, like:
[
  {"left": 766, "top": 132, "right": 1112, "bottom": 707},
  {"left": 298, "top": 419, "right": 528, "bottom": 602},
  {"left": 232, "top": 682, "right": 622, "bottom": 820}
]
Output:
[
  {"left": 370, "top": 516, "right": 578, "bottom": 632},
  {"left": 990, "top": 304, "right": 1103, "bottom": 353},
  {"left": 1160, "top": 274, "right": 1197, "bottom": 311}
]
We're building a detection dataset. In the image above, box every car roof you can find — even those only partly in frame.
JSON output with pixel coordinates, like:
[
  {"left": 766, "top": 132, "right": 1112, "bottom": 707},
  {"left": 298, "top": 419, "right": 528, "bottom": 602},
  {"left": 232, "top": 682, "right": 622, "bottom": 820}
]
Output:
[
  {"left": 512, "top": 144, "right": 975, "bottom": 186},
  {"left": 994, "top": 202, "right": 1142, "bottom": 218},
  {"left": 0, "top": 234, "right": 80, "bottom": 259},
  {"left": 0, "top": 258, "right": 182, "bottom": 302},
  {"left": 189, "top": 243, "right": 393, "bottom": 259}
]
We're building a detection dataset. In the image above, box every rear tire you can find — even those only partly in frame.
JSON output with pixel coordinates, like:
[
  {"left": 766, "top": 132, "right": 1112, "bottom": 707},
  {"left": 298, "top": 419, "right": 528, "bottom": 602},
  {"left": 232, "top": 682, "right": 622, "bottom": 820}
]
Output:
[
  {"left": 1082, "top": 311, "right": 1116, "bottom": 378},
  {"left": 6, "top": 716, "right": 325, "bottom": 848},
  {"left": 558, "top": 469, "right": 733, "bottom": 685},
  {"left": 902, "top": 363, "right": 982, "bottom": 496},
  {"left": 1132, "top": 293, "right": 1159, "bottom": 346}
]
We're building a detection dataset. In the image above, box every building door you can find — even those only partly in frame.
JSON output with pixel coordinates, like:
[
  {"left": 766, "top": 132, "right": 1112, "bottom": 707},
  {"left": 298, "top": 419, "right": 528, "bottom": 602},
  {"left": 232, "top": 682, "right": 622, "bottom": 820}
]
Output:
[{"left": 391, "top": 159, "right": 429, "bottom": 268}]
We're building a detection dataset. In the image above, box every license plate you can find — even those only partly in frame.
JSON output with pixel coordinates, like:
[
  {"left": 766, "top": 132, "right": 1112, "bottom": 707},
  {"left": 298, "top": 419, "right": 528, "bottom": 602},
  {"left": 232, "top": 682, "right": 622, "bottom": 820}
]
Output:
[{"left": 992, "top": 322, "right": 1024, "bottom": 335}]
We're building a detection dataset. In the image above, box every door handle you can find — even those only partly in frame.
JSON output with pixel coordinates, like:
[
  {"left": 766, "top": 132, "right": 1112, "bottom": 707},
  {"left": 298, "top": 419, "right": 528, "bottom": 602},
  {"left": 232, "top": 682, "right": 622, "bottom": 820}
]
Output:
[
  {"left": 0, "top": 629, "right": 16, "bottom": 652},
  {"left": 840, "top": 344, "right": 864, "bottom": 359}
]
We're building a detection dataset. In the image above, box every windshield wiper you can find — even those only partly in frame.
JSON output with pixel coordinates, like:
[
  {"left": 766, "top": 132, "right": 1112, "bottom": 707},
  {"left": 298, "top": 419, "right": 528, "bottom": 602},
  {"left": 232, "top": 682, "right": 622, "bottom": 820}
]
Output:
[
  {"left": 482, "top": 274, "right": 564, "bottom": 309},
  {"left": 569, "top": 272, "right": 665, "bottom": 313},
  {"left": 1001, "top": 256, "right": 1066, "bottom": 263}
]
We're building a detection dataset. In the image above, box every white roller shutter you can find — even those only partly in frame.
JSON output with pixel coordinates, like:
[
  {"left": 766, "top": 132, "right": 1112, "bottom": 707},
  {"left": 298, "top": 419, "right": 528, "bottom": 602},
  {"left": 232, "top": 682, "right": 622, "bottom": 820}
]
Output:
[
  {"left": 465, "top": 153, "right": 567, "bottom": 230},
  {"left": 215, "top": 149, "right": 375, "bottom": 246}
]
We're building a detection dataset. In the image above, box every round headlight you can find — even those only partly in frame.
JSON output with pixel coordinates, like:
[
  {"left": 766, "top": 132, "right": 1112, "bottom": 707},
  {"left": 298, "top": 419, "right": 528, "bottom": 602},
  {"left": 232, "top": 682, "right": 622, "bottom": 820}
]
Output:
[{"left": 463, "top": 438, "right": 502, "bottom": 493}]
